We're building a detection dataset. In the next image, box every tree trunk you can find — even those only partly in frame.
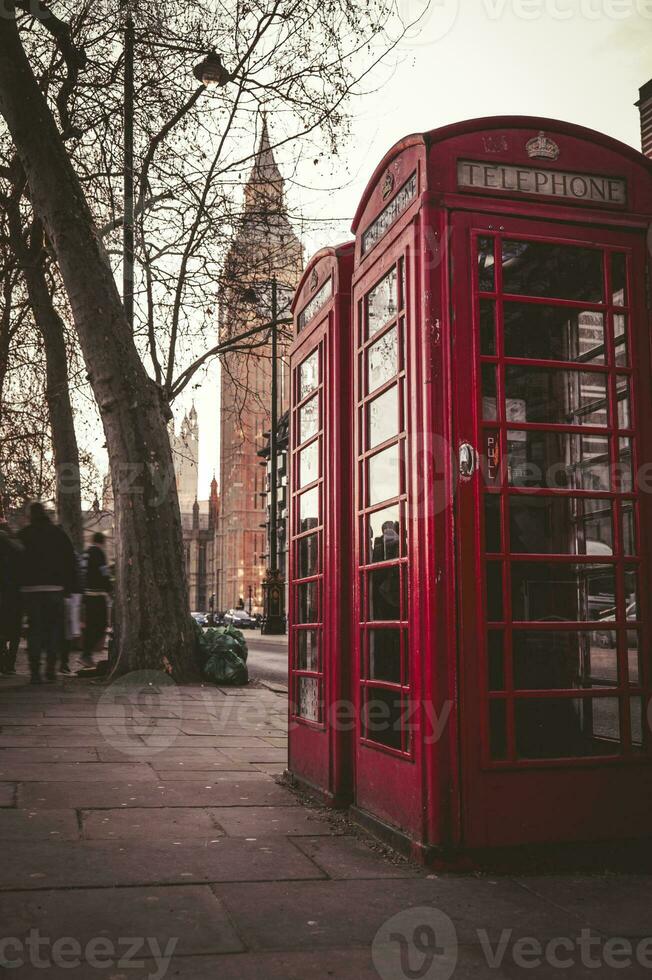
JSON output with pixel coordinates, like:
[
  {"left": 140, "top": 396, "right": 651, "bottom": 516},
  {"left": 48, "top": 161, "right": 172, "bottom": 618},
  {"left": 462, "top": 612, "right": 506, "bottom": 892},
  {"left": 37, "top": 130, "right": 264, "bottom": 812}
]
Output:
[
  {"left": 7, "top": 205, "right": 84, "bottom": 551},
  {"left": 0, "top": 10, "right": 195, "bottom": 679}
]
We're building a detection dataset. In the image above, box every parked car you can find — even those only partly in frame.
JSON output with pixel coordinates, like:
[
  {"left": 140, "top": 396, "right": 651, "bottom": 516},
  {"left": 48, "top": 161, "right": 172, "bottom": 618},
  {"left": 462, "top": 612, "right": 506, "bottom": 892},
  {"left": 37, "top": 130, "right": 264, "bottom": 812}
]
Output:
[
  {"left": 191, "top": 612, "right": 208, "bottom": 628},
  {"left": 223, "top": 608, "right": 258, "bottom": 629}
]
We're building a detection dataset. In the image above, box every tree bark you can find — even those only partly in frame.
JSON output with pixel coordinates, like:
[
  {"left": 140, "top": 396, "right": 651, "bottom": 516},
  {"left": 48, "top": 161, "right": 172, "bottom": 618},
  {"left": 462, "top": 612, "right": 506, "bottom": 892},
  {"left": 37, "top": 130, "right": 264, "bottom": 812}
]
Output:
[
  {"left": 6, "top": 204, "right": 84, "bottom": 552},
  {"left": 0, "top": 8, "right": 195, "bottom": 679}
]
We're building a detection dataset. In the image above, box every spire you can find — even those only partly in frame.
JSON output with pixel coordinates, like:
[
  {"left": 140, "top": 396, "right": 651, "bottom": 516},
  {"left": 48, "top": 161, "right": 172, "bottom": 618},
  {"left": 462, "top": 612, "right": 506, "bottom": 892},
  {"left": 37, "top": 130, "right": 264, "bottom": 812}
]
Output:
[
  {"left": 244, "top": 113, "right": 284, "bottom": 211},
  {"left": 192, "top": 496, "right": 200, "bottom": 531},
  {"left": 209, "top": 474, "right": 220, "bottom": 531}
]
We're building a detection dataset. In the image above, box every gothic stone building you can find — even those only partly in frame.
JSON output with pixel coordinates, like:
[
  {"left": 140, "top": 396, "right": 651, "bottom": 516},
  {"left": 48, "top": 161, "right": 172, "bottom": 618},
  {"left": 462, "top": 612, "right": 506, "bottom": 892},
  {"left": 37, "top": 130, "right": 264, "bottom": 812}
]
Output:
[{"left": 215, "top": 119, "right": 302, "bottom": 613}]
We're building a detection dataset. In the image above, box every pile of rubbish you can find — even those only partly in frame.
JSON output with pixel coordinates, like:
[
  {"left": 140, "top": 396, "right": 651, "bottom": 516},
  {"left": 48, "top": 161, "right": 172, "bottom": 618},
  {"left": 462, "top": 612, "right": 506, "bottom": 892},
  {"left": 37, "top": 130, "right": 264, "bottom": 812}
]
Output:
[{"left": 191, "top": 618, "right": 249, "bottom": 686}]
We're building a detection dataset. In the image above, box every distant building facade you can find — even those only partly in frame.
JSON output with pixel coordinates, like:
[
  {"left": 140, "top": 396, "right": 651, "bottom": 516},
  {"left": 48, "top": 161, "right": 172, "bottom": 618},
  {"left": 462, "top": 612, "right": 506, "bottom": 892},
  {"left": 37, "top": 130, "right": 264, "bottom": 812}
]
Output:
[{"left": 215, "top": 119, "right": 302, "bottom": 614}]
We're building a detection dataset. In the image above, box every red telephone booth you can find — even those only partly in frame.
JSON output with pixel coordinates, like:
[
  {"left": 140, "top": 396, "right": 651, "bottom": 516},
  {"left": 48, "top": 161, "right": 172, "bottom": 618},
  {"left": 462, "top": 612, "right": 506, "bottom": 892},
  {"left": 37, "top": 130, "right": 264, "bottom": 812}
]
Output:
[
  {"left": 290, "top": 117, "right": 652, "bottom": 855},
  {"left": 288, "top": 244, "right": 354, "bottom": 804}
]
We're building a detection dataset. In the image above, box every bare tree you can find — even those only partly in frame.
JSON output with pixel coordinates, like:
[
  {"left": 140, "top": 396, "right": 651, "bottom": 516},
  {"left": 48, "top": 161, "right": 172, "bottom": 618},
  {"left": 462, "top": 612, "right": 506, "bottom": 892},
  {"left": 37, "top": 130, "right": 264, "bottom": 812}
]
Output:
[{"left": 0, "top": 0, "right": 414, "bottom": 678}]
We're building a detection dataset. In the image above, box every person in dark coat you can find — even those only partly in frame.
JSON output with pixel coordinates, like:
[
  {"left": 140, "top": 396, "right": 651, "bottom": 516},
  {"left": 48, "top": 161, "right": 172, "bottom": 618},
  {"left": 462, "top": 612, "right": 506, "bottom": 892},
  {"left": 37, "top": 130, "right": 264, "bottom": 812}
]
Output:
[
  {"left": 0, "top": 520, "right": 23, "bottom": 675},
  {"left": 18, "top": 502, "right": 77, "bottom": 684},
  {"left": 81, "top": 532, "right": 111, "bottom": 667}
]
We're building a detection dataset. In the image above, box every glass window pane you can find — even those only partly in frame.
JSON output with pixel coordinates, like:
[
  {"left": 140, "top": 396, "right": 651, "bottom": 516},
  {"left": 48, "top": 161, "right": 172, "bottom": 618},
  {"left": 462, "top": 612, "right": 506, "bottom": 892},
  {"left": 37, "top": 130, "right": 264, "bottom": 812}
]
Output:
[
  {"left": 480, "top": 300, "right": 496, "bottom": 355},
  {"left": 368, "top": 629, "right": 401, "bottom": 683},
  {"left": 298, "top": 440, "right": 319, "bottom": 488},
  {"left": 504, "top": 366, "right": 608, "bottom": 427},
  {"left": 299, "top": 487, "right": 319, "bottom": 532},
  {"left": 364, "top": 688, "right": 404, "bottom": 750},
  {"left": 611, "top": 253, "right": 627, "bottom": 306},
  {"left": 487, "top": 632, "right": 504, "bottom": 691},
  {"left": 298, "top": 395, "right": 319, "bottom": 444},
  {"left": 627, "top": 632, "right": 640, "bottom": 685},
  {"left": 631, "top": 696, "right": 643, "bottom": 750},
  {"left": 618, "top": 437, "right": 633, "bottom": 493},
  {"left": 366, "top": 504, "right": 403, "bottom": 563},
  {"left": 367, "top": 326, "right": 398, "bottom": 393},
  {"left": 617, "top": 377, "right": 631, "bottom": 429},
  {"left": 515, "top": 698, "right": 621, "bottom": 758},
  {"left": 297, "top": 581, "right": 319, "bottom": 623},
  {"left": 366, "top": 268, "right": 398, "bottom": 339},
  {"left": 503, "top": 303, "right": 605, "bottom": 364},
  {"left": 368, "top": 566, "right": 401, "bottom": 621},
  {"left": 625, "top": 568, "right": 638, "bottom": 621},
  {"left": 368, "top": 385, "right": 399, "bottom": 449},
  {"left": 513, "top": 630, "right": 617, "bottom": 690},
  {"left": 484, "top": 495, "right": 501, "bottom": 553},
  {"left": 613, "top": 314, "right": 628, "bottom": 366},
  {"left": 297, "top": 629, "right": 319, "bottom": 671},
  {"left": 482, "top": 365, "right": 497, "bottom": 420},
  {"left": 477, "top": 236, "right": 495, "bottom": 292},
  {"left": 297, "top": 534, "right": 318, "bottom": 579},
  {"left": 368, "top": 443, "right": 400, "bottom": 506},
  {"left": 622, "top": 502, "right": 636, "bottom": 556},
  {"left": 511, "top": 562, "right": 616, "bottom": 622},
  {"left": 489, "top": 700, "right": 507, "bottom": 760},
  {"left": 502, "top": 240, "right": 603, "bottom": 302},
  {"left": 299, "top": 350, "right": 319, "bottom": 400},
  {"left": 487, "top": 562, "right": 503, "bottom": 621},
  {"left": 509, "top": 496, "right": 613, "bottom": 555},
  {"left": 298, "top": 676, "right": 321, "bottom": 722},
  {"left": 507, "top": 430, "right": 610, "bottom": 491}
]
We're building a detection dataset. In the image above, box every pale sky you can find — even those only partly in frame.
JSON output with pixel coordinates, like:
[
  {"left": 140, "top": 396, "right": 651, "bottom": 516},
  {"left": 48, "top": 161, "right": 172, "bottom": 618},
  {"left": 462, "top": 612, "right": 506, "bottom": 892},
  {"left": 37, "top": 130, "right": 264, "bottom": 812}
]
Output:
[{"left": 187, "top": 0, "right": 651, "bottom": 496}]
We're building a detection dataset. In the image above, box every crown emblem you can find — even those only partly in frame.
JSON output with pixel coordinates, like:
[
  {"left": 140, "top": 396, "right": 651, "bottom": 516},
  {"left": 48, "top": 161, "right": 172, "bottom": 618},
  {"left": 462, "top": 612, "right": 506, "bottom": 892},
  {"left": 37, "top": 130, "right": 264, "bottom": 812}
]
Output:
[
  {"left": 310, "top": 268, "right": 319, "bottom": 291},
  {"left": 526, "top": 131, "right": 560, "bottom": 161},
  {"left": 382, "top": 169, "right": 395, "bottom": 199}
]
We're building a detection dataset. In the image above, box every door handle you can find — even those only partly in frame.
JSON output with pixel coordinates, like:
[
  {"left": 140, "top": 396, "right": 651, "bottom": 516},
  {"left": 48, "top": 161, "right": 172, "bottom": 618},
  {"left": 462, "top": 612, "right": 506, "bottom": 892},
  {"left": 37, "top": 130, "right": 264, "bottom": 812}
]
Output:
[{"left": 459, "top": 442, "right": 477, "bottom": 479}]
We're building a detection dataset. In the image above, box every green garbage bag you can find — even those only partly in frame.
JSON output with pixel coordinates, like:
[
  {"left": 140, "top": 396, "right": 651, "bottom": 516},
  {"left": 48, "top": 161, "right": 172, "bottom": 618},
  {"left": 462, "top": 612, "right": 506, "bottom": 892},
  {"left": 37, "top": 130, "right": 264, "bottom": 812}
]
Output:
[
  {"left": 223, "top": 624, "right": 248, "bottom": 663},
  {"left": 204, "top": 646, "right": 249, "bottom": 686}
]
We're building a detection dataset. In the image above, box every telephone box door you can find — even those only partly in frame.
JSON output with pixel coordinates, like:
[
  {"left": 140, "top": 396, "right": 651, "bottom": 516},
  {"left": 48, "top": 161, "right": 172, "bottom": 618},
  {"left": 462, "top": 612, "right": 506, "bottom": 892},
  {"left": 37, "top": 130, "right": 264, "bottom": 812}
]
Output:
[{"left": 452, "top": 211, "right": 652, "bottom": 847}]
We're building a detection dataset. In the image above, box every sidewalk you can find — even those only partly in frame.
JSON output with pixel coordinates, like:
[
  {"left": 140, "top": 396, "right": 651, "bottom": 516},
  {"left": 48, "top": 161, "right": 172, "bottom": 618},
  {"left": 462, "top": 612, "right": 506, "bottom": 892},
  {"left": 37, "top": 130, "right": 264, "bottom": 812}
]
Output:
[{"left": 0, "top": 666, "right": 651, "bottom": 978}]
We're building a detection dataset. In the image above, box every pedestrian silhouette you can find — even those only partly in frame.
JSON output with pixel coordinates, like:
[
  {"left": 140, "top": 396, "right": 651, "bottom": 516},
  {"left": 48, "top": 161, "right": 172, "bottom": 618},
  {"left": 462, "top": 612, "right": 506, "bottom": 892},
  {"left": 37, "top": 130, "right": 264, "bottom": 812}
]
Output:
[
  {"left": 18, "top": 503, "right": 76, "bottom": 684},
  {"left": 0, "top": 519, "right": 23, "bottom": 675}
]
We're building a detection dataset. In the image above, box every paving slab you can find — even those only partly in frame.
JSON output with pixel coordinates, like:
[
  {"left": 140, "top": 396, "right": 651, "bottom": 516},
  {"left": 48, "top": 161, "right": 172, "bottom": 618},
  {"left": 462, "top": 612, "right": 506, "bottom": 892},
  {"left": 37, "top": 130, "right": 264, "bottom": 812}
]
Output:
[
  {"left": 0, "top": 808, "right": 79, "bottom": 841},
  {"left": 0, "top": 782, "right": 16, "bottom": 806},
  {"left": 0, "top": 747, "right": 98, "bottom": 763},
  {"left": 82, "top": 806, "right": 222, "bottom": 840},
  {"left": 0, "top": 947, "right": 504, "bottom": 980},
  {"left": 215, "top": 878, "right": 596, "bottom": 951},
  {"left": 96, "top": 745, "right": 237, "bottom": 763},
  {"left": 153, "top": 769, "right": 261, "bottom": 780},
  {"left": 516, "top": 875, "right": 652, "bottom": 937},
  {"left": 0, "top": 736, "right": 147, "bottom": 748},
  {"left": 210, "top": 805, "right": 344, "bottom": 838},
  {"left": 253, "top": 762, "right": 288, "bottom": 775},
  {"left": 18, "top": 778, "right": 298, "bottom": 809},
  {"left": 0, "top": 885, "right": 244, "bottom": 955},
  {"left": 0, "top": 837, "right": 325, "bottom": 889},
  {"left": 222, "top": 746, "right": 289, "bottom": 763},
  {"left": 292, "top": 836, "right": 419, "bottom": 879},
  {"left": 0, "top": 762, "right": 158, "bottom": 782}
]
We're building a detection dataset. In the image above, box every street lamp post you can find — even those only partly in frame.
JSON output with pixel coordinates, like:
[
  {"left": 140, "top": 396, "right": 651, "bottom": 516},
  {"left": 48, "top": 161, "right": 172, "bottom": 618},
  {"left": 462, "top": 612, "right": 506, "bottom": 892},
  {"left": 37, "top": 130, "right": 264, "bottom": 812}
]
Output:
[
  {"left": 123, "top": 6, "right": 135, "bottom": 331},
  {"left": 120, "top": 10, "right": 229, "bottom": 329},
  {"left": 262, "top": 276, "right": 286, "bottom": 635}
]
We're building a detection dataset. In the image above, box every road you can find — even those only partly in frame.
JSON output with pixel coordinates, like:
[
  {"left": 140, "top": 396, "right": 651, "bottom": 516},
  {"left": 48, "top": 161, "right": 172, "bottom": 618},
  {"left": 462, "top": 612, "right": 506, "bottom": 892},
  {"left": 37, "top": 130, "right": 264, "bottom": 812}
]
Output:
[{"left": 245, "top": 632, "right": 289, "bottom": 689}]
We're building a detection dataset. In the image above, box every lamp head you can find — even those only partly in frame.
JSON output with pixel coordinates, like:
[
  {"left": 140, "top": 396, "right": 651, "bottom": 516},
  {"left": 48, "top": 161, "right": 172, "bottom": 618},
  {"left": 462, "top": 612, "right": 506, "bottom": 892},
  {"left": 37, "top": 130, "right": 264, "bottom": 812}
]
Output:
[{"left": 194, "top": 52, "right": 230, "bottom": 87}]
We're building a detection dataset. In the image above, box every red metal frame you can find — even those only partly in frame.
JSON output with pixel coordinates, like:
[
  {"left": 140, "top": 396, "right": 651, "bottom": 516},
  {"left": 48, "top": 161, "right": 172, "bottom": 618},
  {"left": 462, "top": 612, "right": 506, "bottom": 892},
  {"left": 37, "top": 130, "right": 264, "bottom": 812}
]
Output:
[
  {"left": 453, "top": 213, "right": 652, "bottom": 846},
  {"left": 289, "top": 116, "right": 652, "bottom": 853},
  {"left": 288, "top": 244, "right": 354, "bottom": 804}
]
